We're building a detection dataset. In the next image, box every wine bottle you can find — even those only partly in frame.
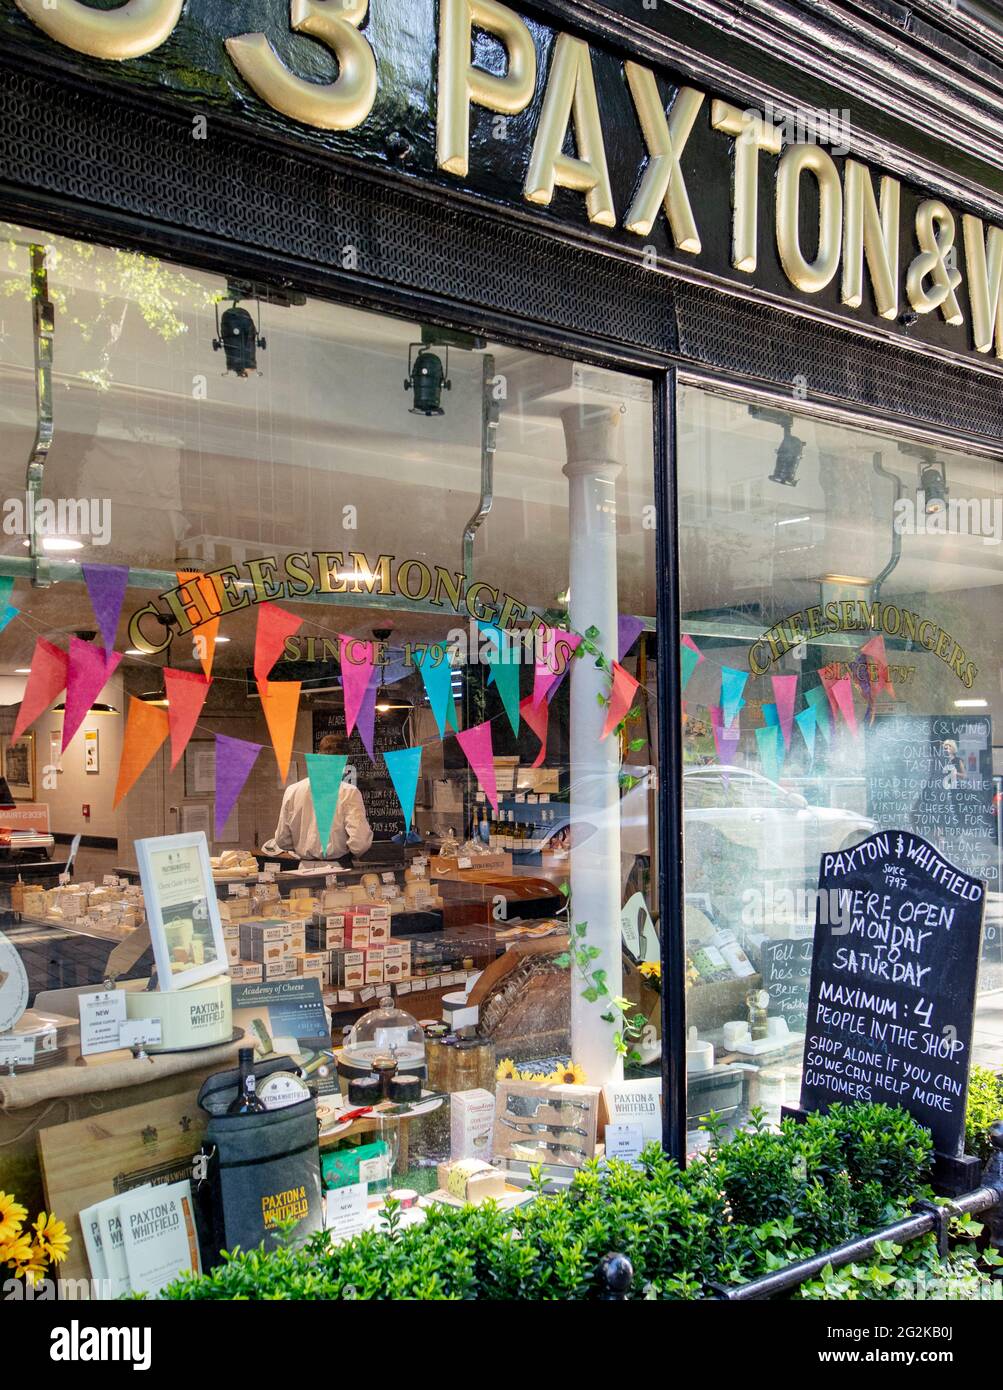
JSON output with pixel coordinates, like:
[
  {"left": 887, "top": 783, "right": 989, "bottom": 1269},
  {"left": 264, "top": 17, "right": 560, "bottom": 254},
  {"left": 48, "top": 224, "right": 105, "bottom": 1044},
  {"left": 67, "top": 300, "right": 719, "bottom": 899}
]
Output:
[{"left": 228, "top": 1047, "right": 267, "bottom": 1115}]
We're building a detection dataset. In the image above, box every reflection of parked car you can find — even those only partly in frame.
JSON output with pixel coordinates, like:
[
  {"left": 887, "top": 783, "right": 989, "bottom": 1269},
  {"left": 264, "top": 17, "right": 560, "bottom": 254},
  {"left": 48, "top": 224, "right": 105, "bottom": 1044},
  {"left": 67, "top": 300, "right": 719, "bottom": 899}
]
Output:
[{"left": 682, "top": 765, "right": 876, "bottom": 883}]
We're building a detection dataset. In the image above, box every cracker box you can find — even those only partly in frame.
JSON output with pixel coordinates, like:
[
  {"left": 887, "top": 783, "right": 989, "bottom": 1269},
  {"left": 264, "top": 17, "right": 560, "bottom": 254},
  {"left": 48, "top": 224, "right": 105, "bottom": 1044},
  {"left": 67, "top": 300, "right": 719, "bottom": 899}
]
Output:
[
  {"left": 344, "top": 963, "right": 365, "bottom": 989},
  {"left": 365, "top": 960, "right": 384, "bottom": 985}
]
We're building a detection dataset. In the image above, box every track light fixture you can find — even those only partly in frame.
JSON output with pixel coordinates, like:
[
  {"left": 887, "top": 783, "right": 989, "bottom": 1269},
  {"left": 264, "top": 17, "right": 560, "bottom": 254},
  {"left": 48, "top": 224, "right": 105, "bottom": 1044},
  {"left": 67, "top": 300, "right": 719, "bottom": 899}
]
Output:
[
  {"left": 213, "top": 296, "right": 266, "bottom": 378},
  {"left": 750, "top": 405, "right": 806, "bottom": 487},
  {"left": 919, "top": 458, "right": 948, "bottom": 515},
  {"left": 404, "top": 344, "right": 451, "bottom": 416}
]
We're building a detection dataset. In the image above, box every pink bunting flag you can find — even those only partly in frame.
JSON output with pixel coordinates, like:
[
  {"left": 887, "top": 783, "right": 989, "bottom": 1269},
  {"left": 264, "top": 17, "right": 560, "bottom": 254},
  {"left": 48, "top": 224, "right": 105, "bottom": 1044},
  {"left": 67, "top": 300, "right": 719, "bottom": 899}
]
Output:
[
  {"left": 339, "top": 635, "right": 375, "bottom": 739},
  {"left": 455, "top": 720, "right": 499, "bottom": 813},
  {"left": 62, "top": 638, "right": 122, "bottom": 751},
  {"left": 601, "top": 660, "right": 641, "bottom": 740},
  {"left": 13, "top": 639, "right": 68, "bottom": 741},
  {"left": 519, "top": 695, "right": 550, "bottom": 768},
  {"left": 710, "top": 704, "right": 741, "bottom": 781},
  {"left": 531, "top": 627, "right": 582, "bottom": 706},
  {"left": 860, "top": 634, "right": 895, "bottom": 700},
  {"left": 819, "top": 664, "right": 843, "bottom": 720},
  {"left": 215, "top": 734, "right": 263, "bottom": 839},
  {"left": 356, "top": 669, "right": 379, "bottom": 762},
  {"left": 830, "top": 677, "right": 859, "bottom": 737},
  {"left": 771, "top": 673, "right": 798, "bottom": 749},
  {"left": 254, "top": 603, "right": 302, "bottom": 693},
  {"left": 164, "top": 668, "right": 213, "bottom": 769}
]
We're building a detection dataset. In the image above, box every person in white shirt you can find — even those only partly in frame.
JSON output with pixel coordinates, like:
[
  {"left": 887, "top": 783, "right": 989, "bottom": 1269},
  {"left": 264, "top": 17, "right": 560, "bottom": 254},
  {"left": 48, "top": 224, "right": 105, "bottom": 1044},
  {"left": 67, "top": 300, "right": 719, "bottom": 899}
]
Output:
[{"left": 262, "top": 734, "right": 373, "bottom": 863}]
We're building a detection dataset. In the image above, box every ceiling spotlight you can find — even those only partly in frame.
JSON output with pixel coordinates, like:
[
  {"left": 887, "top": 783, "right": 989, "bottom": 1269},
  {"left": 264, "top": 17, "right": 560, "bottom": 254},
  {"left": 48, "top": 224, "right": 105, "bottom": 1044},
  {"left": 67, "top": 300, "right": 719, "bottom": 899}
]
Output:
[
  {"left": 213, "top": 296, "right": 266, "bottom": 378},
  {"left": 750, "top": 405, "right": 805, "bottom": 487},
  {"left": 405, "top": 344, "right": 450, "bottom": 416},
  {"left": 920, "top": 459, "right": 948, "bottom": 515}
]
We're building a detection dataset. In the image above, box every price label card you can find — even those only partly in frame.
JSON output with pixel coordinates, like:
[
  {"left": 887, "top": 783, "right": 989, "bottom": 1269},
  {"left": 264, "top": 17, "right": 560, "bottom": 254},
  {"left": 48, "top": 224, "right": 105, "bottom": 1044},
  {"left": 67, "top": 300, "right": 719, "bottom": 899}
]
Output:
[
  {"left": 119, "top": 1019, "right": 162, "bottom": 1049},
  {"left": 325, "top": 1182, "right": 369, "bottom": 1242},
  {"left": 79, "top": 990, "right": 128, "bottom": 1056},
  {"left": 103, "top": 874, "right": 119, "bottom": 887},
  {"left": 258, "top": 872, "right": 276, "bottom": 884},
  {"left": 338, "top": 989, "right": 356, "bottom": 1004},
  {"left": 0, "top": 1035, "right": 35, "bottom": 1067},
  {"left": 229, "top": 884, "right": 249, "bottom": 897},
  {"left": 396, "top": 981, "right": 411, "bottom": 995},
  {"left": 359, "top": 986, "right": 376, "bottom": 1002},
  {"left": 457, "top": 856, "right": 472, "bottom": 870},
  {"left": 380, "top": 885, "right": 396, "bottom": 901},
  {"left": 381, "top": 871, "right": 396, "bottom": 884},
  {"left": 265, "top": 863, "right": 281, "bottom": 874},
  {"left": 604, "top": 1122, "right": 644, "bottom": 1165}
]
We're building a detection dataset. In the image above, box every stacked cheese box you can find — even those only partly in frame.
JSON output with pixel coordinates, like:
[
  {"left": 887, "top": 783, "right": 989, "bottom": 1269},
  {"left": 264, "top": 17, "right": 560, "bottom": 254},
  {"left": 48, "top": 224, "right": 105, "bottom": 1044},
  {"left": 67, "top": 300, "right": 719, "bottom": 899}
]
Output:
[
  {"left": 16, "top": 878, "right": 146, "bottom": 936},
  {"left": 307, "top": 904, "right": 413, "bottom": 990},
  {"left": 219, "top": 900, "right": 319, "bottom": 985}
]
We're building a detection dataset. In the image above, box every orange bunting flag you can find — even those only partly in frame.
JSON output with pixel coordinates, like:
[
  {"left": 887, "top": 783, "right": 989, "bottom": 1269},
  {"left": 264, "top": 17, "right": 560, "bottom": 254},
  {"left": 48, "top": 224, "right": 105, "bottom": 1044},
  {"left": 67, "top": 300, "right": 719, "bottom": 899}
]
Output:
[
  {"left": 164, "top": 668, "right": 213, "bottom": 769},
  {"left": 519, "top": 696, "right": 550, "bottom": 768},
  {"left": 254, "top": 603, "right": 302, "bottom": 693},
  {"left": 261, "top": 680, "right": 301, "bottom": 782},
  {"left": 114, "top": 697, "right": 169, "bottom": 807},
  {"left": 13, "top": 638, "right": 68, "bottom": 741},
  {"left": 601, "top": 660, "right": 641, "bottom": 740},
  {"left": 176, "top": 570, "right": 221, "bottom": 680}
]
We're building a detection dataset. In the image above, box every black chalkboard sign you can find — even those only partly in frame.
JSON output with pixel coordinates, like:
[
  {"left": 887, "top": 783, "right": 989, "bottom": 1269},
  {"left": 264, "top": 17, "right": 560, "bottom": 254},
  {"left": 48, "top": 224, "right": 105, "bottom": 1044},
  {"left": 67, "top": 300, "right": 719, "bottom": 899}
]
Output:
[
  {"left": 799, "top": 830, "right": 985, "bottom": 1157},
  {"left": 312, "top": 707, "right": 410, "bottom": 842},
  {"left": 867, "top": 714, "right": 997, "bottom": 888},
  {"left": 760, "top": 937, "right": 814, "bottom": 1028}
]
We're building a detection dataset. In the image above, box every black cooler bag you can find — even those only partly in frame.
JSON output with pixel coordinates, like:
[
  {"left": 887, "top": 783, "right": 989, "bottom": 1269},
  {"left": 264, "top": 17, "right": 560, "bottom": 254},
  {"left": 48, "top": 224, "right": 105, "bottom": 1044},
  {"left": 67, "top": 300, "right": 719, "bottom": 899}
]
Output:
[{"left": 194, "top": 1058, "right": 324, "bottom": 1265}]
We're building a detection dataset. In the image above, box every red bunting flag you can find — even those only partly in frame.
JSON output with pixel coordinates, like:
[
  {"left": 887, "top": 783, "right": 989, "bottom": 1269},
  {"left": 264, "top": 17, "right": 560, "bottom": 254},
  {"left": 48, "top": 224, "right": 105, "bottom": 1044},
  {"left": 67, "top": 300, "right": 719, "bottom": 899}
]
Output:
[
  {"left": 13, "top": 638, "right": 68, "bottom": 741},
  {"left": 519, "top": 696, "right": 550, "bottom": 768},
  {"left": 177, "top": 570, "right": 221, "bottom": 680},
  {"left": 601, "top": 661, "right": 641, "bottom": 740},
  {"left": 860, "top": 634, "right": 895, "bottom": 701},
  {"left": 164, "top": 668, "right": 213, "bottom": 769},
  {"left": 254, "top": 603, "right": 302, "bottom": 693}
]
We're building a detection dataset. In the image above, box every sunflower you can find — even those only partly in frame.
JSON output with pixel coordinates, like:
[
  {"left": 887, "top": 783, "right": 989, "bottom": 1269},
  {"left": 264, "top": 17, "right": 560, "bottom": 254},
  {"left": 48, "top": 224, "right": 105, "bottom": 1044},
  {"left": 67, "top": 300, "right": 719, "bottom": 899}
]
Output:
[
  {"left": 551, "top": 1062, "right": 587, "bottom": 1086},
  {"left": 2, "top": 1231, "right": 33, "bottom": 1271},
  {"left": 639, "top": 961, "right": 661, "bottom": 982},
  {"left": 0, "top": 1192, "right": 27, "bottom": 1244},
  {"left": 33, "top": 1212, "right": 71, "bottom": 1265},
  {"left": 18, "top": 1244, "right": 50, "bottom": 1285},
  {"left": 496, "top": 1058, "right": 519, "bottom": 1081}
]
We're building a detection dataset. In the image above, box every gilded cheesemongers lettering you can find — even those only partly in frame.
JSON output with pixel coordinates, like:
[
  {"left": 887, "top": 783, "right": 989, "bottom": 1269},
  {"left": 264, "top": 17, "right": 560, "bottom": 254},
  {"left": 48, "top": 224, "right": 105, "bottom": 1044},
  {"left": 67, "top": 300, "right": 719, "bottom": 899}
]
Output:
[
  {"left": 10, "top": 0, "right": 1003, "bottom": 361},
  {"left": 799, "top": 831, "right": 984, "bottom": 1157}
]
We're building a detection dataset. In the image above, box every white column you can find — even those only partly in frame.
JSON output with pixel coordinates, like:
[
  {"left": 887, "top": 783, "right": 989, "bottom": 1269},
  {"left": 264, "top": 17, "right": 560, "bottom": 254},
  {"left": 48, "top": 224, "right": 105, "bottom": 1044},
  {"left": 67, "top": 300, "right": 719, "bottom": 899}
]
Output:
[{"left": 561, "top": 404, "right": 625, "bottom": 1086}]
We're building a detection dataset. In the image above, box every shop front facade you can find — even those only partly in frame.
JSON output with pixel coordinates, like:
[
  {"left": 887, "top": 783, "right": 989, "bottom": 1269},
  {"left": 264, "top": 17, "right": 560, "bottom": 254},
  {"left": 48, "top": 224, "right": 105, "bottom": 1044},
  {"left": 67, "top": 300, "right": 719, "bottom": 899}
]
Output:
[{"left": 1, "top": 0, "right": 1002, "bottom": 1292}]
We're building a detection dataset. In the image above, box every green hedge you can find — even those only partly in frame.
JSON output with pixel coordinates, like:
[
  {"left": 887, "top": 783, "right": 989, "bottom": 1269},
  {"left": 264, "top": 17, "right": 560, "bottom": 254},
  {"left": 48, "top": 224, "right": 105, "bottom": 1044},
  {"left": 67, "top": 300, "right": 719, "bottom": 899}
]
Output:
[{"left": 162, "top": 1101, "right": 999, "bottom": 1301}]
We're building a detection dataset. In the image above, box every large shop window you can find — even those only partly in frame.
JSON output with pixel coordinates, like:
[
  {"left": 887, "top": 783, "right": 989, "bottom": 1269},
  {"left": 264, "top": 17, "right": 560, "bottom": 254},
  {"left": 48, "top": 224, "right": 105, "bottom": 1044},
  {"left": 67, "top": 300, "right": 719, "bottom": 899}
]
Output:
[
  {"left": 0, "top": 225, "right": 660, "bottom": 1258},
  {"left": 678, "top": 384, "right": 1003, "bottom": 1150}
]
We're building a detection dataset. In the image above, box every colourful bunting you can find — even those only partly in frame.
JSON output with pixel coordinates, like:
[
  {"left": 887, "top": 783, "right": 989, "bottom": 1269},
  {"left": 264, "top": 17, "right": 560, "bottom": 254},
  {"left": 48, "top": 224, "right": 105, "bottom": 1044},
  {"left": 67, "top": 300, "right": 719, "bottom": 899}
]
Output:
[
  {"left": 479, "top": 622, "right": 520, "bottom": 736},
  {"left": 304, "top": 752, "right": 347, "bottom": 850},
  {"left": 456, "top": 720, "right": 499, "bottom": 813},
  {"left": 114, "top": 697, "right": 169, "bottom": 807},
  {"left": 62, "top": 639, "right": 122, "bottom": 751},
  {"left": 710, "top": 704, "right": 741, "bottom": 772},
  {"left": 0, "top": 579, "right": 16, "bottom": 635},
  {"left": 519, "top": 695, "right": 550, "bottom": 768},
  {"left": 532, "top": 627, "right": 582, "bottom": 706},
  {"left": 83, "top": 563, "right": 129, "bottom": 653},
  {"left": 260, "top": 680, "right": 301, "bottom": 782},
  {"left": 356, "top": 670, "right": 378, "bottom": 762},
  {"left": 254, "top": 603, "right": 302, "bottom": 693},
  {"left": 384, "top": 746, "right": 423, "bottom": 830},
  {"left": 680, "top": 639, "right": 702, "bottom": 691},
  {"left": 720, "top": 666, "right": 748, "bottom": 729},
  {"left": 13, "top": 639, "right": 68, "bottom": 741},
  {"left": 762, "top": 702, "right": 779, "bottom": 726},
  {"left": 618, "top": 616, "right": 646, "bottom": 662},
  {"left": 772, "top": 673, "right": 799, "bottom": 749},
  {"left": 819, "top": 664, "right": 842, "bottom": 720},
  {"left": 795, "top": 706, "right": 817, "bottom": 763},
  {"left": 164, "top": 668, "right": 213, "bottom": 769},
  {"left": 601, "top": 660, "right": 641, "bottom": 740},
  {"left": 340, "top": 635, "right": 375, "bottom": 739},
  {"left": 755, "top": 723, "right": 784, "bottom": 784},
  {"left": 215, "top": 734, "right": 262, "bottom": 839},
  {"left": 804, "top": 684, "right": 833, "bottom": 743},
  {"left": 0, "top": 604, "right": 18, "bottom": 635},
  {"left": 831, "top": 677, "right": 859, "bottom": 737},
  {"left": 414, "top": 645, "right": 457, "bottom": 738},
  {"left": 860, "top": 634, "right": 895, "bottom": 714},
  {"left": 177, "top": 570, "right": 220, "bottom": 680}
]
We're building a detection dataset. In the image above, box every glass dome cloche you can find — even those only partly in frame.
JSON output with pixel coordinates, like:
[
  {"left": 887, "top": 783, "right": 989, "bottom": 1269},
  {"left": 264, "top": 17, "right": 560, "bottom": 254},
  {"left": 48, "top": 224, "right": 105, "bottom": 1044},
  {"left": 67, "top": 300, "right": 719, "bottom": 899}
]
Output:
[{"left": 340, "top": 1004, "right": 426, "bottom": 1079}]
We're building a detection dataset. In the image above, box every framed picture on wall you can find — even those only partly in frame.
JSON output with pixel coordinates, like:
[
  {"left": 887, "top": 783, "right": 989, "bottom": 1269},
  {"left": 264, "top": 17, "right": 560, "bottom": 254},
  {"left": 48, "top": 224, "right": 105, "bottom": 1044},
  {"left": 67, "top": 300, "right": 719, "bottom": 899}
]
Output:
[
  {"left": 83, "top": 729, "right": 99, "bottom": 774},
  {"left": 184, "top": 740, "right": 215, "bottom": 797},
  {"left": 135, "top": 831, "right": 227, "bottom": 992},
  {"left": 2, "top": 732, "right": 35, "bottom": 800}
]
